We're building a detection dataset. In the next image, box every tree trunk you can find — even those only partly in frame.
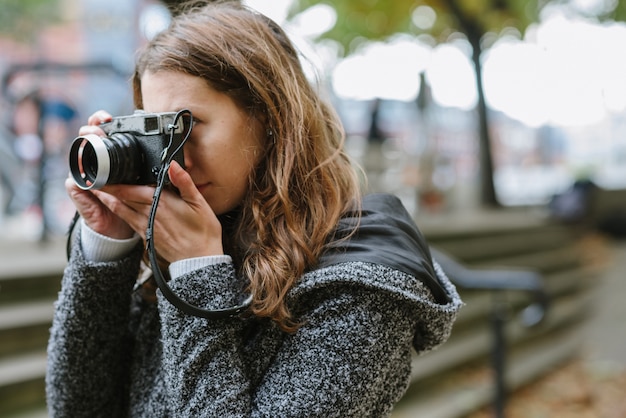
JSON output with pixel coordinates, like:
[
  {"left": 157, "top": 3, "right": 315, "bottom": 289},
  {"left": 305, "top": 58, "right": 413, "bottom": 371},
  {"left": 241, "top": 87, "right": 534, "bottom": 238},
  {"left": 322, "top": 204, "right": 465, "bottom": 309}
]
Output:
[
  {"left": 446, "top": 0, "right": 499, "bottom": 207},
  {"left": 468, "top": 32, "right": 499, "bottom": 207}
]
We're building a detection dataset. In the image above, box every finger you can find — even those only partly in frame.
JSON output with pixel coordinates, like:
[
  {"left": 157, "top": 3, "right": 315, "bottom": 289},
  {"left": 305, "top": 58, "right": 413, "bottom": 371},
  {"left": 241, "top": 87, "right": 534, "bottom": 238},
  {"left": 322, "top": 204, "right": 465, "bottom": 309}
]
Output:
[
  {"left": 78, "top": 125, "right": 106, "bottom": 137},
  {"left": 168, "top": 161, "right": 202, "bottom": 204},
  {"left": 92, "top": 190, "right": 148, "bottom": 237},
  {"left": 87, "top": 110, "right": 112, "bottom": 126},
  {"left": 100, "top": 184, "right": 154, "bottom": 202},
  {"left": 94, "top": 187, "right": 152, "bottom": 219},
  {"left": 66, "top": 177, "right": 106, "bottom": 206},
  {"left": 91, "top": 189, "right": 131, "bottom": 213}
]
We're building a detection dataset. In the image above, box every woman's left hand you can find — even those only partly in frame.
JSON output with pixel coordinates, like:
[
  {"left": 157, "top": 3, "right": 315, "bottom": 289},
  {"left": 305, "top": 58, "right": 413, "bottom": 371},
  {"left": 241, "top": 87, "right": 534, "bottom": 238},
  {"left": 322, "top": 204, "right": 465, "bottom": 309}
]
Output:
[{"left": 94, "top": 161, "right": 224, "bottom": 262}]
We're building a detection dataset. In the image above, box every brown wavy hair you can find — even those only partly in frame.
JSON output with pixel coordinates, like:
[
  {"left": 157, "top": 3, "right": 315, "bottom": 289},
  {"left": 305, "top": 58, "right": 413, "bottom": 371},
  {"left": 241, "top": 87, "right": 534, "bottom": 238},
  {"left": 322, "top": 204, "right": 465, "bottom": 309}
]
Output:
[{"left": 132, "top": 0, "right": 361, "bottom": 330}]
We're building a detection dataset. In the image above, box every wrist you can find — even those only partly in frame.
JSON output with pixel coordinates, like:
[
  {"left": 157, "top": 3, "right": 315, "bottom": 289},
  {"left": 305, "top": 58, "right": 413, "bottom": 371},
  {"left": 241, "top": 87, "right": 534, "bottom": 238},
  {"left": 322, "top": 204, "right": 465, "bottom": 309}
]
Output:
[
  {"left": 168, "top": 255, "right": 233, "bottom": 279},
  {"left": 81, "top": 219, "right": 141, "bottom": 262},
  {"left": 87, "top": 221, "right": 134, "bottom": 240}
]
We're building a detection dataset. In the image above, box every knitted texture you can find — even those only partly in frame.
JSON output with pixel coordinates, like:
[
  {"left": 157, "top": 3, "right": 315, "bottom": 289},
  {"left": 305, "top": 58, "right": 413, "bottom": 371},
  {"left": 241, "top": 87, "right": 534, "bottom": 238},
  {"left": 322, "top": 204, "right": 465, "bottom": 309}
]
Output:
[
  {"left": 47, "top": 249, "right": 461, "bottom": 417},
  {"left": 47, "top": 195, "right": 462, "bottom": 417}
]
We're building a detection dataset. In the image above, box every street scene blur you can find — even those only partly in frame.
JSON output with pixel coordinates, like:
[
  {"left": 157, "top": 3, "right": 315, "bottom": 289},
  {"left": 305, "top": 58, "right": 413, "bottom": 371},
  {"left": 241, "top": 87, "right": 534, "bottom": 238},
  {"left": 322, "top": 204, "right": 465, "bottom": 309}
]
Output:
[{"left": 1, "top": 0, "right": 626, "bottom": 416}]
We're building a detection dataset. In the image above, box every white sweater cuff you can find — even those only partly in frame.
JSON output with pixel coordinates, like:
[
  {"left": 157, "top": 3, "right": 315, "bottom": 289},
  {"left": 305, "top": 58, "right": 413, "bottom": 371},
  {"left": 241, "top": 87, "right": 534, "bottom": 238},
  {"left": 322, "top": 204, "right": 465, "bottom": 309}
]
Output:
[
  {"left": 80, "top": 219, "right": 142, "bottom": 262},
  {"left": 168, "top": 255, "right": 233, "bottom": 279}
]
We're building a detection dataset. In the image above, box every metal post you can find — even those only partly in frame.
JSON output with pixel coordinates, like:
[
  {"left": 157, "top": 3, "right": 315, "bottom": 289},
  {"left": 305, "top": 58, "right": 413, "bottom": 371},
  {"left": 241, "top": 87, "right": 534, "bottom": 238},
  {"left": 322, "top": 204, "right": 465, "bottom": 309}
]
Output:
[
  {"left": 36, "top": 93, "right": 50, "bottom": 242},
  {"left": 491, "top": 292, "right": 508, "bottom": 418}
]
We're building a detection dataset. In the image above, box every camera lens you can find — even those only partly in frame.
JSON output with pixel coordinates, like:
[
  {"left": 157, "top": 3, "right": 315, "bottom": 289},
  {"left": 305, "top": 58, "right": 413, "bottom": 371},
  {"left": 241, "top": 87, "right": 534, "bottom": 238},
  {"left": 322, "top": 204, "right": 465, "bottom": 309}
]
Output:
[{"left": 69, "top": 133, "right": 142, "bottom": 190}]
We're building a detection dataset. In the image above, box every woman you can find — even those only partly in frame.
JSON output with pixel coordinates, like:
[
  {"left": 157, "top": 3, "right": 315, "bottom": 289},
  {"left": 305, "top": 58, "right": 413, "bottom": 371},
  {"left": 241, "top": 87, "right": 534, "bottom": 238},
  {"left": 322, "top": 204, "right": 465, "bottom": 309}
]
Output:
[{"left": 46, "top": 1, "right": 462, "bottom": 416}]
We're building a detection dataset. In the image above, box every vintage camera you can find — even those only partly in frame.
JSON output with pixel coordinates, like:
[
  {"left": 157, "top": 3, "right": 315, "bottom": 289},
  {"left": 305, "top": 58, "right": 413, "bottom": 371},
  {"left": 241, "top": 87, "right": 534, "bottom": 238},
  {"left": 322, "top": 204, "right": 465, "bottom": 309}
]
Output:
[{"left": 69, "top": 110, "right": 189, "bottom": 190}]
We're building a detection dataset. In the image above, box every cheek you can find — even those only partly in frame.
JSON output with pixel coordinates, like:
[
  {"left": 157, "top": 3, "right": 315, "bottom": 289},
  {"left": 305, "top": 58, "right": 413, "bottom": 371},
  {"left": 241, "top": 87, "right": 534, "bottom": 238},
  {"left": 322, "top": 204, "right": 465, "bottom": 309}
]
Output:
[
  {"left": 228, "top": 127, "right": 265, "bottom": 173},
  {"left": 222, "top": 147, "right": 258, "bottom": 181}
]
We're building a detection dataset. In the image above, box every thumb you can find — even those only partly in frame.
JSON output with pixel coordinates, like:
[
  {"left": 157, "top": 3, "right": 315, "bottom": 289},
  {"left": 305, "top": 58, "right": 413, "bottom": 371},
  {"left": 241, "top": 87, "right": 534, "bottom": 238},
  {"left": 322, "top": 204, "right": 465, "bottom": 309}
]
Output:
[{"left": 168, "top": 161, "right": 200, "bottom": 202}]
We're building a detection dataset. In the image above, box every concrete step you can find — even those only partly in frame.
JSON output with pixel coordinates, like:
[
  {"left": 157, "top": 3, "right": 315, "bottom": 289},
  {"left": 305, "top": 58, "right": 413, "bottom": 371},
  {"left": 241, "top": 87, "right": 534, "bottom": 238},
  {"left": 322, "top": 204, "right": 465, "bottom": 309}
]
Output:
[
  {"left": 0, "top": 301, "right": 54, "bottom": 330},
  {"left": 392, "top": 224, "right": 605, "bottom": 418},
  {"left": 0, "top": 352, "right": 47, "bottom": 417},
  {"left": 0, "top": 352, "right": 47, "bottom": 387},
  {"left": 0, "top": 217, "right": 603, "bottom": 416},
  {"left": 0, "top": 239, "right": 66, "bottom": 281},
  {"left": 0, "top": 273, "right": 62, "bottom": 305},
  {"left": 429, "top": 224, "right": 575, "bottom": 263},
  {"left": 0, "top": 240, "right": 61, "bottom": 416},
  {"left": 0, "top": 238, "right": 65, "bottom": 304},
  {"left": 417, "top": 208, "right": 550, "bottom": 239},
  {"left": 477, "top": 245, "right": 583, "bottom": 275},
  {"left": 393, "top": 326, "right": 584, "bottom": 418},
  {"left": 409, "top": 286, "right": 594, "bottom": 383},
  {"left": 0, "top": 300, "right": 54, "bottom": 358},
  {"left": 6, "top": 407, "right": 48, "bottom": 418},
  {"left": 450, "top": 264, "right": 594, "bottom": 330}
]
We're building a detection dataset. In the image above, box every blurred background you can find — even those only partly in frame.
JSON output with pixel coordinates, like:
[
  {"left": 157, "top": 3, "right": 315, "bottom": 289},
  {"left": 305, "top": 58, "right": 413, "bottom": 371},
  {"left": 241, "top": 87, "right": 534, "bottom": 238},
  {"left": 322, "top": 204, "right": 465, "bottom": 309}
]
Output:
[
  {"left": 0, "top": 0, "right": 625, "bottom": 417},
  {"left": 2, "top": 0, "right": 626, "bottom": 236}
]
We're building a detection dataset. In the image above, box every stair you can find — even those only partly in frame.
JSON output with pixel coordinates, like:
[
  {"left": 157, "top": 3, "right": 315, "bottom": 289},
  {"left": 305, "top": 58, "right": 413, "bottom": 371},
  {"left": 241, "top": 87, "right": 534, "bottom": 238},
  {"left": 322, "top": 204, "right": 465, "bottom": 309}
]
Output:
[
  {"left": 0, "top": 239, "right": 65, "bottom": 417},
  {"left": 391, "top": 209, "right": 610, "bottom": 417},
  {"left": 0, "top": 210, "right": 610, "bottom": 417}
]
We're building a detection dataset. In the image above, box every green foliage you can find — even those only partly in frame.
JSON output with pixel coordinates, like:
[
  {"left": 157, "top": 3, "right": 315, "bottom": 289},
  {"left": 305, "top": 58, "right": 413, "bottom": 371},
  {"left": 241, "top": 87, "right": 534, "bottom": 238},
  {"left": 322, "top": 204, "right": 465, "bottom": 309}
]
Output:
[
  {"left": 439, "top": 0, "right": 542, "bottom": 32},
  {"left": 613, "top": 1, "right": 626, "bottom": 21},
  {"left": 289, "top": 0, "right": 546, "bottom": 52},
  {"left": 566, "top": 0, "right": 626, "bottom": 21},
  {"left": 290, "top": 0, "right": 626, "bottom": 51},
  {"left": 0, "top": 0, "right": 61, "bottom": 42},
  {"left": 289, "top": 0, "right": 417, "bottom": 53}
]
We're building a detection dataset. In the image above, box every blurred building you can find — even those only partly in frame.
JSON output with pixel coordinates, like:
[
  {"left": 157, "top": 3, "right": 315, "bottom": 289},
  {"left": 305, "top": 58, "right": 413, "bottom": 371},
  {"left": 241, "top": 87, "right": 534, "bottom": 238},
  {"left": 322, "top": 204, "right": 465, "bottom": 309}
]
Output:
[{"left": 0, "top": 0, "right": 148, "bottom": 238}]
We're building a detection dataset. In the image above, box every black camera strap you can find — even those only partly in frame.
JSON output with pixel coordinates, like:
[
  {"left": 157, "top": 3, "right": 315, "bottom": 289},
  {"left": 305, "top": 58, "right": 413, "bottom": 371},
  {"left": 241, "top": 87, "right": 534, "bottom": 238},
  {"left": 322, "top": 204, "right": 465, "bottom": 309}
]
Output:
[
  {"left": 67, "top": 109, "right": 253, "bottom": 319},
  {"left": 147, "top": 109, "right": 252, "bottom": 319}
]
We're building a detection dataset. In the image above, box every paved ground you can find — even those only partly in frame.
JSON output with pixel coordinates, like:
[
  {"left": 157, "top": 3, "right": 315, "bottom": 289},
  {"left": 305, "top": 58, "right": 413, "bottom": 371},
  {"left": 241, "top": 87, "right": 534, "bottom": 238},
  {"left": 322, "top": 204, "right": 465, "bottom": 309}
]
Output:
[{"left": 581, "top": 240, "right": 626, "bottom": 368}]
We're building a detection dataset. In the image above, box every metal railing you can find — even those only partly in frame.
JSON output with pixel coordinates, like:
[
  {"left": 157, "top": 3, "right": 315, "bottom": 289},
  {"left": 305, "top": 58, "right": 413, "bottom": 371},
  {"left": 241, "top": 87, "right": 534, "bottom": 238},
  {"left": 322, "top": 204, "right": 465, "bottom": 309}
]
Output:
[{"left": 431, "top": 247, "right": 549, "bottom": 418}]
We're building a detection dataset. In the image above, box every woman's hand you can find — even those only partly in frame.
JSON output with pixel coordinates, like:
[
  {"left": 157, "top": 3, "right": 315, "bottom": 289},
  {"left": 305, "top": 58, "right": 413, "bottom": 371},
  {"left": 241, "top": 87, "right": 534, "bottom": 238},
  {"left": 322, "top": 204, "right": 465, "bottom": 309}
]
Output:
[
  {"left": 94, "top": 161, "right": 224, "bottom": 263},
  {"left": 66, "top": 110, "right": 135, "bottom": 239}
]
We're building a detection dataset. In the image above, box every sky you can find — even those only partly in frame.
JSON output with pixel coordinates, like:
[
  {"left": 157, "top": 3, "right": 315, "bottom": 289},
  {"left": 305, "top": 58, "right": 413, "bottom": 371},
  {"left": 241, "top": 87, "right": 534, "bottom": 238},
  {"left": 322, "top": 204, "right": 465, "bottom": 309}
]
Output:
[{"left": 243, "top": 0, "right": 626, "bottom": 129}]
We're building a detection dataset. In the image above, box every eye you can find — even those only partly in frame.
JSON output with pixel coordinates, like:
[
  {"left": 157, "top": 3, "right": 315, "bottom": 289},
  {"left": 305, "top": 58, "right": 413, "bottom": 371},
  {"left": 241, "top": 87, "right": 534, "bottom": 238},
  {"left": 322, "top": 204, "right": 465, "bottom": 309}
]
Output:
[
  {"left": 190, "top": 117, "right": 202, "bottom": 128},
  {"left": 180, "top": 114, "right": 197, "bottom": 130}
]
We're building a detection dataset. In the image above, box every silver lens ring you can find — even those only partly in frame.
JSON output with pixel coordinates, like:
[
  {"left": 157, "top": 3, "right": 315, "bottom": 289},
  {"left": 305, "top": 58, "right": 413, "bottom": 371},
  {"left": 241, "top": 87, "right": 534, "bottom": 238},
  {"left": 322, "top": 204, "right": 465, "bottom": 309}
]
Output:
[{"left": 69, "top": 134, "right": 111, "bottom": 190}]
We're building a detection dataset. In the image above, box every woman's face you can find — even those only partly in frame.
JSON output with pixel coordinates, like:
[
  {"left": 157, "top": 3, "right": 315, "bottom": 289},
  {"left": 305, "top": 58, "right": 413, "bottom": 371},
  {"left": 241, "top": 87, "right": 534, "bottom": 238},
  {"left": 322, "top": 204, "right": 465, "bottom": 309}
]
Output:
[{"left": 140, "top": 70, "right": 264, "bottom": 216}]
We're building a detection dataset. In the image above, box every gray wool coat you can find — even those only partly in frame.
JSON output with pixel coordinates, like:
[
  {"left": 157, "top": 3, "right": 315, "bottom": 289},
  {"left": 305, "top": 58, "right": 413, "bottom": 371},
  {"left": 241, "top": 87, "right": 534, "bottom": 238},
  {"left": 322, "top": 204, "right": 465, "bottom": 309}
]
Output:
[{"left": 46, "top": 194, "right": 462, "bottom": 417}]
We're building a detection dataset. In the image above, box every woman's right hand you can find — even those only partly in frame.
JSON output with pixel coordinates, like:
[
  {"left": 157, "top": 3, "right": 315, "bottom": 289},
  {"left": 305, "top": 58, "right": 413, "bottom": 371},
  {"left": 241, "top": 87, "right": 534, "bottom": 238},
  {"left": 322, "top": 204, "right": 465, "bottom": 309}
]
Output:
[{"left": 66, "top": 110, "right": 135, "bottom": 239}]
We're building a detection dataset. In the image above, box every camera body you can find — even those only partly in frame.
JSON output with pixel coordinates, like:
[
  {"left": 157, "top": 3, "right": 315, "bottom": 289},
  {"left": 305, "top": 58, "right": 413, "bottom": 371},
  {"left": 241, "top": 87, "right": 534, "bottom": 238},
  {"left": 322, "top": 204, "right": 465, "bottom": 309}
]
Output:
[{"left": 69, "top": 110, "right": 189, "bottom": 190}]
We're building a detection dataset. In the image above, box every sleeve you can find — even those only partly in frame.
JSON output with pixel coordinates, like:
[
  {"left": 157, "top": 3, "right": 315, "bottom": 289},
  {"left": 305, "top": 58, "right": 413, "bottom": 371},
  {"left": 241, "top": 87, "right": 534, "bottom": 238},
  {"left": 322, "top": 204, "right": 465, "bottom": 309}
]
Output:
[
  {"left": 168, "top": 254, "right": 233, "bottom": 278},
  {"left": 80, "top": 218, "right": 142, "bottom": 262},
  {"left": 157, "top": 262, "right": 420, "bottom": 418},
  {"left": 157, "top": 262, "right": 253, "bottom": 416},
  {"left": 46, "top": 232, "right": 143, "bottom": 417}
]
